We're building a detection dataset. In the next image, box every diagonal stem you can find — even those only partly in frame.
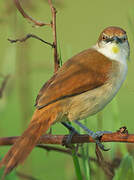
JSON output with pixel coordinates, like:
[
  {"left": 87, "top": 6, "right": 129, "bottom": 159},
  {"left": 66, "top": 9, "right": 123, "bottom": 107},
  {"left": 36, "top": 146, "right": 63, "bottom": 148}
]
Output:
[{"left": 8, "top": 34, "right": 54, "bottom": 47}]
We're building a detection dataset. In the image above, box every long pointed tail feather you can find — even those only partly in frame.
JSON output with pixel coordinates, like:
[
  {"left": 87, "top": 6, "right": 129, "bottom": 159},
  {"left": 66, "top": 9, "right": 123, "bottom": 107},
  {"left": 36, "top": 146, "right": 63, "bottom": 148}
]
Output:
[{"left": 0, "top": 107, "right": 56, "bottom": 177}]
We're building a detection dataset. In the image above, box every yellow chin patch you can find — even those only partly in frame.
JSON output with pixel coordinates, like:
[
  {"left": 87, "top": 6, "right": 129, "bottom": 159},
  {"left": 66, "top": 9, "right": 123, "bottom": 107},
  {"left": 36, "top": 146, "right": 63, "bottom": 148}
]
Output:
[{"left": 112, "top": 46, "right": 120, "bottom": 54}]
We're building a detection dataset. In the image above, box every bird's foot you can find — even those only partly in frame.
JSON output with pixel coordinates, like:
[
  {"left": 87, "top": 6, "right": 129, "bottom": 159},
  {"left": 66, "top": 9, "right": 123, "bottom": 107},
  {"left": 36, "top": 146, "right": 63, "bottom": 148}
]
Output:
[
  {"left": 74, "top": 120, "right": 111, "bottom": 151},
  {"left": 61, "top": 122, "right": 80, "bottom": 148},
  {"left": 91, "top": 131, "right": 111, "bottom": 151}
]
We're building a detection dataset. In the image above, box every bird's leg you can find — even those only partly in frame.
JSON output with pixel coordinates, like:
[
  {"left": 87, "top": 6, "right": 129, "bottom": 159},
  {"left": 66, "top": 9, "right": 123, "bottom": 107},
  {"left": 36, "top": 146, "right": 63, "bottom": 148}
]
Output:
[
  {"left": 74, "top": 120, "right": 111, "bottom": 151},
  {"left": 61, "top": 122, "right": 80, "bottom": 147}
]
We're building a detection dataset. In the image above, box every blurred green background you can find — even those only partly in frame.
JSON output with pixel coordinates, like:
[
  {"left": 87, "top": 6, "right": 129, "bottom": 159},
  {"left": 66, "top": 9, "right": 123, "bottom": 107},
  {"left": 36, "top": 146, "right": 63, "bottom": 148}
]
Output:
[{"left": 0, "top": 0, "right": 134, "bottom": 179}]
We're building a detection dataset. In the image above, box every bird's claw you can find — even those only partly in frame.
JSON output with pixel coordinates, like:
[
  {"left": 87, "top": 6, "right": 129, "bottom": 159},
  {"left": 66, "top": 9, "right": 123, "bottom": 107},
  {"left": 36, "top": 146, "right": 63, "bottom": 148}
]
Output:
[
  {"left": 95, "top": 139, "right": 110, "bottom": 151},
  {"left": 92, "top": 131, "right": 111, "bottom": 151}
]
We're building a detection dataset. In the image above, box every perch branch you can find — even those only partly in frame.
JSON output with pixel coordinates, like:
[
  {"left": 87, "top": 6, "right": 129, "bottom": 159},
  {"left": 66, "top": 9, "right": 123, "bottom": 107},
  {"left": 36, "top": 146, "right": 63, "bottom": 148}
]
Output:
[
  {"left": 0, "top": 127, "right": 134, "bottom": 146},
  {"left": 14, "top": 0, "right": 50, "bottom": 27},
  {"left": 8, "top": 34, "right": 54, "bottom": 47}
]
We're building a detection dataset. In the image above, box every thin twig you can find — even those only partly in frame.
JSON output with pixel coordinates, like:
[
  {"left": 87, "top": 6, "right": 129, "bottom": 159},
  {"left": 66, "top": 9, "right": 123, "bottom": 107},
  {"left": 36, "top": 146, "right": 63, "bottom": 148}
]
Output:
[
  {"left": 37, "top": 144, "right": 74, "bottom": 154},
  {"left": 16, "top": 171, "right": 39, "bottom": 180},
  {"left": 0, "top": 127, "right": 134, "bottom": 145},
  {"left": 48, "top": 0, "right": 60, "bottom": 72},
  {"left": 0, "top": 75, "right": 10, "bottom": 98},
  {"left": 13, "top": 0, "right": 60, "bottom": 72},
  {"left": 14, "top": 0, "right": 50, "bottom": 27},
  {"left": 95, "top": 145, "right": 114, "bottom": 178},
  {"left": 38, "top": 145, "right": 120, "bottom": 180},
  {"left": 8, "top": 34, "right": 54, "bottom": 47},
  {"left": 37, "top": 144, "right": 97, "bottom": 162}
]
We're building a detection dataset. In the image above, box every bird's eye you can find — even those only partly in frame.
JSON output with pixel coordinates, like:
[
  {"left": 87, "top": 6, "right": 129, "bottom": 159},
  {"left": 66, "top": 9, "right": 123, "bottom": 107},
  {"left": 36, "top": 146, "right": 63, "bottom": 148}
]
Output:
[
  {"left": 122, "top": 37, "right": 127, "bottom": 42},
  {"left": 102, "top": 35, "right": 107, "bottom": 40},
  {"left": 102, "top": 35, "right": 112, "bottom": 43}
]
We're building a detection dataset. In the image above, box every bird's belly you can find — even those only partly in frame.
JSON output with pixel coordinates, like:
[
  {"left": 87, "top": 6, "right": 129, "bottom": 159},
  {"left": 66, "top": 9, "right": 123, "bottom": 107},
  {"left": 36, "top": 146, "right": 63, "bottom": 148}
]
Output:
[
  {"left": 66, "top": 74, "right": 125, "bottom": 122},
  {"left": 66, "top": 83, "right": 113, "bottom": 121}
]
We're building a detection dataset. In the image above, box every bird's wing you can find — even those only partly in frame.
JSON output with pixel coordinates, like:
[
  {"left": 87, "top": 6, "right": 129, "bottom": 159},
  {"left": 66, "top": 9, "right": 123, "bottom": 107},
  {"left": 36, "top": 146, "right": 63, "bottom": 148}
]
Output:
[{"left": 36, "top": 48, "right": 112, "bottom": 109}]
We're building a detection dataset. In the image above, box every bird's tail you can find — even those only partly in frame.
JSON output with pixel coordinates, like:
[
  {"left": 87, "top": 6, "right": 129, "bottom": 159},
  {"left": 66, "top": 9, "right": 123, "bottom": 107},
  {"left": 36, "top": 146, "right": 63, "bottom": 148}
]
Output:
[{"left": 0, "top": 107, "right": 57, "bottom": 178}]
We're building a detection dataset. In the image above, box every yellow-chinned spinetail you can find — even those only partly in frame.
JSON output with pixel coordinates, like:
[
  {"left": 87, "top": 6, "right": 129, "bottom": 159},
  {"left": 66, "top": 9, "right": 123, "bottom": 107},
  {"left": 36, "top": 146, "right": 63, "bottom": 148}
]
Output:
[{"left": 0, "top": 26, "right": 130, "bottom": 178}]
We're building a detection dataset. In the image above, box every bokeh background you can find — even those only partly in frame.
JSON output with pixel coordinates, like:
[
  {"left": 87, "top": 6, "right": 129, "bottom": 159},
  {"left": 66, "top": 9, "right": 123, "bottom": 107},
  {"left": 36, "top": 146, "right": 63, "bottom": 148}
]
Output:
[{"left": 0, "top": 0, "right": 134, "bottom": 179}]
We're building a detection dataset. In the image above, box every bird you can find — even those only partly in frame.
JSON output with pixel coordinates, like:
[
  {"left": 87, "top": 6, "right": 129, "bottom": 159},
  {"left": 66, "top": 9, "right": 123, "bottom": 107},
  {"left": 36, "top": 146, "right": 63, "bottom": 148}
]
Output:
[{"left": 0, "top": 26, "right": 130, "bottom": 178}]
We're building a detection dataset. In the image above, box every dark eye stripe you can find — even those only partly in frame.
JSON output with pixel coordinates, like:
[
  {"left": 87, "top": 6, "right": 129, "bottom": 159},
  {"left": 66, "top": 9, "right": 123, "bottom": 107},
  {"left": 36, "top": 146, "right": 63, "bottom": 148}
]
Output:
[
  {"left": 103, "top": 37, "right": 127, "bottom": 43},
  {"left": 105, "top": 38, "right": 113, "bottom": 43}
]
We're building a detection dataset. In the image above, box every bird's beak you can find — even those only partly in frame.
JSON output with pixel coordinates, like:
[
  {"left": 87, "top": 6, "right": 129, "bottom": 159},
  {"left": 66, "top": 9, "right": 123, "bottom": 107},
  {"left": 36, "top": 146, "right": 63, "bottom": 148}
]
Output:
[{"left": 113, "top": 36, "right": 121, "bottom": 44}]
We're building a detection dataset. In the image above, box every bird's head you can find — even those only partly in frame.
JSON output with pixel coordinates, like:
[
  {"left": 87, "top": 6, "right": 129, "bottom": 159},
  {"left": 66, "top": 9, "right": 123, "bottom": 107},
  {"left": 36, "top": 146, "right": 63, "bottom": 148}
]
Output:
[{"left": 96, "top": 26, "right": 130, "bottom": 63}]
